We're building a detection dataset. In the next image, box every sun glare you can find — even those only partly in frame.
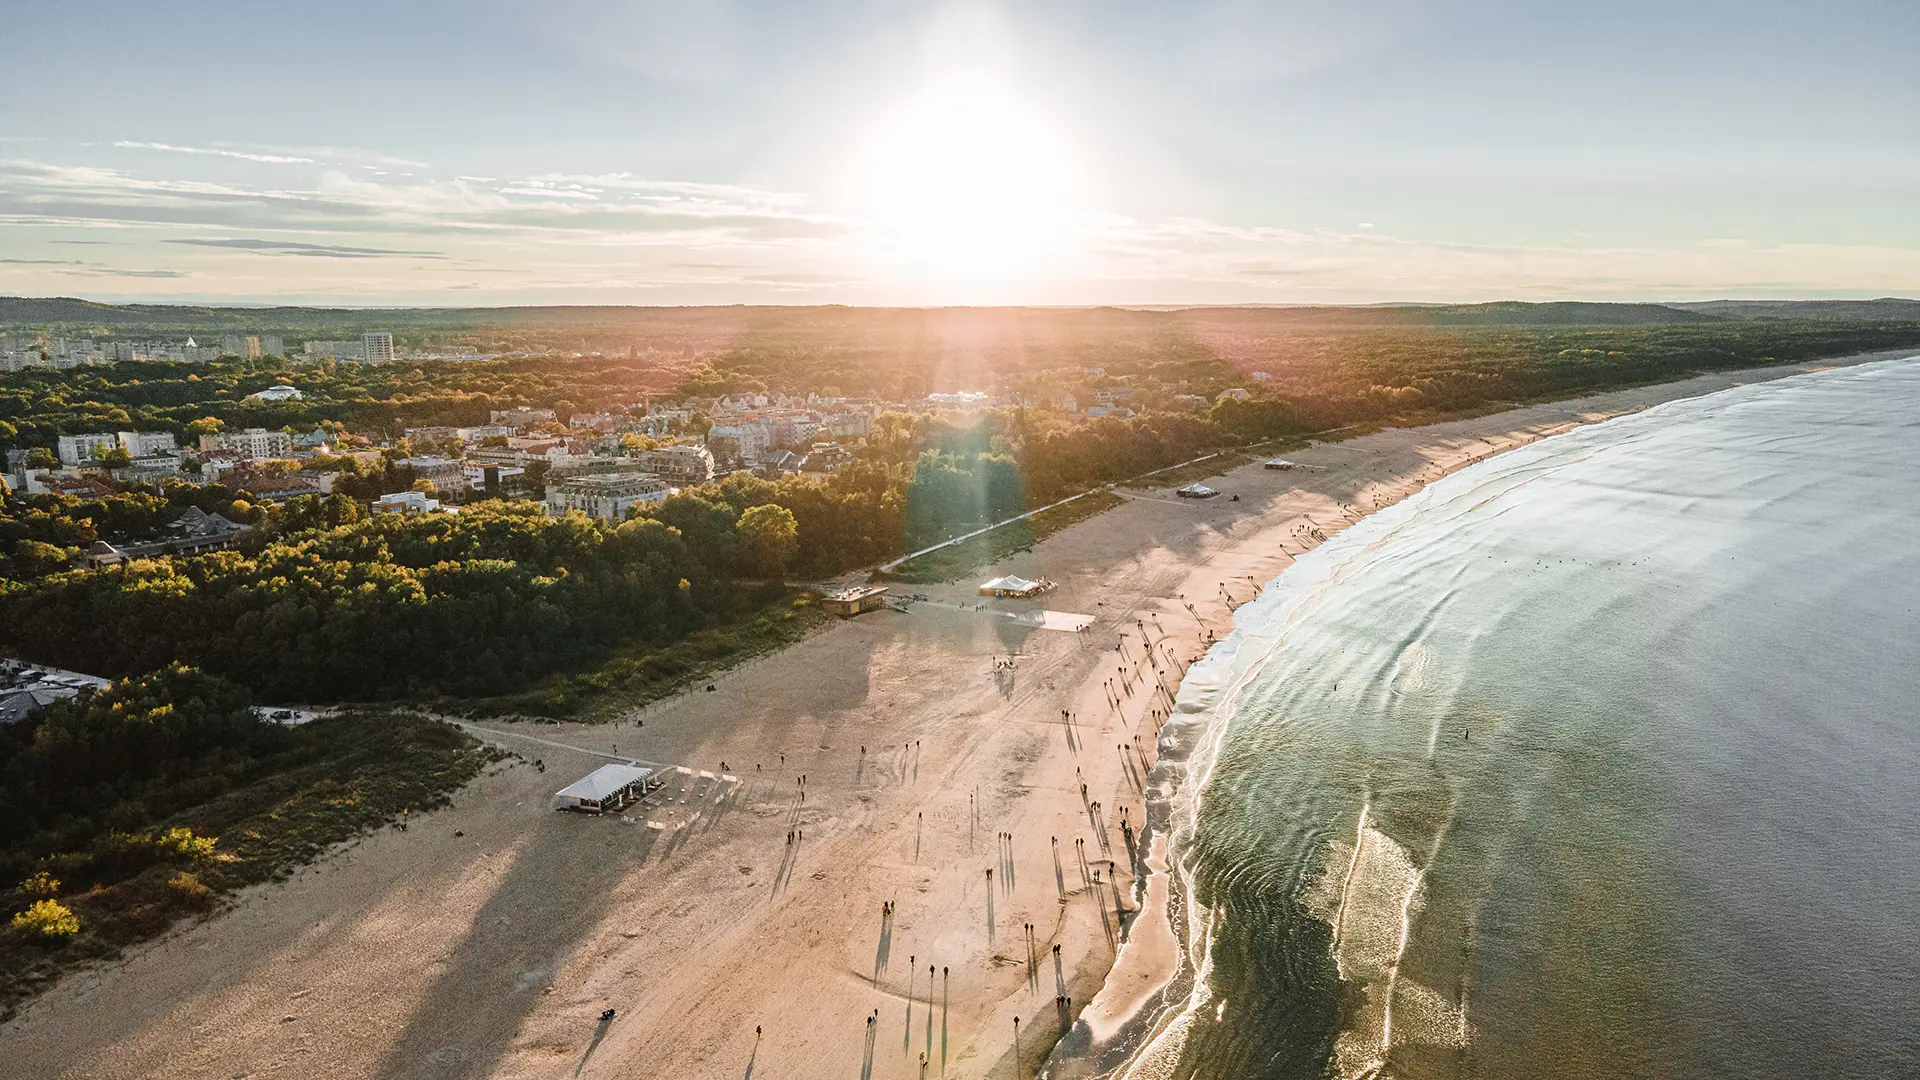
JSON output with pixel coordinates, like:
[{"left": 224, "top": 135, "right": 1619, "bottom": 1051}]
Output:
[{"left": 853, "top": 78, "right": 1084, "bottom": 293}]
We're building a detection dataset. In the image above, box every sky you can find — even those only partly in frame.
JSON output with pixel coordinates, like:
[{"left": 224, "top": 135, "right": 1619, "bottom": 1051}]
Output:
[{"left": 1, "top": 0, "right": 1916, "bottom": 306}]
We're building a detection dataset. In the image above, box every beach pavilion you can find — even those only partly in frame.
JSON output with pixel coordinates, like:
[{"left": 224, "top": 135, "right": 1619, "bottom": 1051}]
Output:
[
  {"left": 978, "top": 575, "right": 1056, "bottom": 598},
  {"left": 552, "top": 763, "right": 657, "bottom": 813}
]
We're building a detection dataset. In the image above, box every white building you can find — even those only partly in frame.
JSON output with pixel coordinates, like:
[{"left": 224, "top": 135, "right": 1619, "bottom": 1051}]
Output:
[
  {"left": 705, "top": 423, "right": 767, "bottom": 466},
  {"left": 203, "top": 427, "right": 295, "bottom": 461},
  {"left": 362, "top": 332, "right": 394, "bottom": 364},
  {"left": 118, "top": 431, "right": 178, "bottom": 458},
  {"left": 56, "top": 433, "right": 121, "bottom": 466},
  {"left": 250, "top": 384, "right": 303, "bottom": 402},
  {"left": 544, "top": 472, "right": 671, "bottom": 522},
  {"left": 642, "top": 444, "right": 716, "bottom": 485},
  {"left": 372, "top": 490, "right": 442, "bottom": 515}
]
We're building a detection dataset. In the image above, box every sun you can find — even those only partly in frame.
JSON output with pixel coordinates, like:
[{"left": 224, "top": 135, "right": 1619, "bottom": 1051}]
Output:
[{"left": 852, "top": 77, "right": 1084, "bottom": 293}]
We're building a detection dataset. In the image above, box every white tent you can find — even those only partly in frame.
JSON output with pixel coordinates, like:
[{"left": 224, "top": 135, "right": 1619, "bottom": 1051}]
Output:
[
  {"left": 552, "top": 763, "right": 654, "bottom": 813},
  {"left": 979, "top": 575, "right": 1055, "bottom": 598}
]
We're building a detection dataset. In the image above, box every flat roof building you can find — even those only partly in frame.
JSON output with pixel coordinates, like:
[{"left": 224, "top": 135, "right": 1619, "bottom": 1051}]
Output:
[
  {"left": 821, "top": 585, "right": 889, "bottom": 617},
  {"left": 544, "top": 471, "right": 670, "bottom": 522}
]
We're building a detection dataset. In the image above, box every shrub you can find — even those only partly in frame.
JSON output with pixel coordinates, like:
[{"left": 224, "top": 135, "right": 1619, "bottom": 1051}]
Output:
[
  {"left": 11, "top": 899, "right": 80, "bottom": 942},
  {"left": 153, "top": 827, "right": 218, "bottom": 860},
  {"left": 166, "top": 871, "right": 214, "bottom": 909},
  {"left": 18, "top": 871, "right": 58, "bottom": 898}
]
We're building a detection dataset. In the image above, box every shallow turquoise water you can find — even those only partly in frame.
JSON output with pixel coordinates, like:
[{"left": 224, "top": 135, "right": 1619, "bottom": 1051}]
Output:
[{"left": 1131, "top": 359, "right": 1920, "bottom": 1079}]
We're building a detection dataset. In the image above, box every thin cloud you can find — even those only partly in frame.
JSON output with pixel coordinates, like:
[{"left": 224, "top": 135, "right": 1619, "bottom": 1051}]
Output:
[
  {"left": 115, "top": 141, "right": 315, "bottom": 165},
  {"left": 0, "top": 258, "right": 85, "bottom": 265},
  {"left": 51, "top": 267, "right": 191, "bottom": 278},
  {"left": 165, "top": 237, "right": 446, "bottom": 259}
]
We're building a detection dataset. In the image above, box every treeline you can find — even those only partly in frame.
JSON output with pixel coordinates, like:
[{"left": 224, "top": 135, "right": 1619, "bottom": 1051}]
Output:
[
  {"left": 0, "top": 354, "right": 684, "bottom": 450},
  {"left": 0, "top": 499, "right": 800, "bottom": 701},
  {"left": 0, "top": 484, "right": 402, "bottom": 581}
]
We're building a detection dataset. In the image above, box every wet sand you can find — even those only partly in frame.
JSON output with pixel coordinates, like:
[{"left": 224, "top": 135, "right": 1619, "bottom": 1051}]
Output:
[{"left": 3, "top": 351, "right": 1904, "bottom": 1080}]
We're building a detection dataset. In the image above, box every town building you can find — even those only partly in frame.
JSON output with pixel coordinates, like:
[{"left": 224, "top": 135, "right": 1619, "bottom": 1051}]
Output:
[
  {"left": 198, "top": 449, "right": 245, "bottom": 484},
  {"left": 463, "top": 462, "right": 530, "bottom": 497},
  {"left": 373, "top": 490, "right": 443, "bottom": 515},
  {"left": 798, "top": 443, "right": 854, "bottom": 473},
  {"left": 202, "top": 428, "right": 295, "bottom": 461},
  {"left": 642, "top": 444, "right": 716, "bottom": 485},
  {"left": 394, "top": 456, "right": 466, "bottom": 495},
  {"left": 490, "top": 406, "right": 558, "bottom": 429},
  {"left": 85, "top": 506, "right": 252, "bottom": 565},
  {"left": 223, "top": 468, "right": 322, "bottom": 502},
  {"left": 114, "top": 456, "right": 183, "bottom": 483},
  {"left": 57, "top": 432, "right": 122, "bottom": 466},
  {"left": 249, "top": 384, "right": 303, "bottom": 402},
  {"left": 118, "top": 431, "right": 178, "bottom": 458},
  {"left": 362, "top": 332, "right": 395, "bottom": 364},
  {"left": 111, "top": 338, "right": 220, "bottom": 363},
  {"left": 705, "top": 423, "right": 766, "bottom": 467},
  {"left": 302, "top": 339, "right": 366, "bottom": 360},
  {"left": 544, "top": 472, "right": 671, "bottom": 522},
  {"left": 0, "top": 661, "right": 109, "bottom": 725}
]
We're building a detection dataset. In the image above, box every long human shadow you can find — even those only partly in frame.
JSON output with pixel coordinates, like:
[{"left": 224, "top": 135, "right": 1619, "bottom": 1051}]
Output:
[
  {"left": 873, "top": 908, "right": 893, "bottom": 982},
  {"left": 860, "top": 1013, "right": 878, "bottom": 1080},
  {"left": 575, "top": 1013, "right": 614, "bottom": 1076},
  {"left": 371, "top": 810, "right": 644, "bottom": 1080}
]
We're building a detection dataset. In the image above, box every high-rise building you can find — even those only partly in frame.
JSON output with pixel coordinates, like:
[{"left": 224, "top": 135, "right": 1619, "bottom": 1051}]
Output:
[
  {"left": 262, "top": 335, "right": 285, "bottom": 357},
  {"left": 222, "top": 336, "right": 245, "bottom": 357},
  {"left": 362, "top": 332, "right": 394, "bottom": 364},
  {"left": 244, "top": 335, "right": 262, "bottom": 359}
]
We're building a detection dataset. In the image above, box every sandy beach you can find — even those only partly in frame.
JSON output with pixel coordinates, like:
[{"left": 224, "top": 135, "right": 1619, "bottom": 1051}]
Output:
[{"left": 4, "top": 351, "right": 1904, "bottom": 1080}]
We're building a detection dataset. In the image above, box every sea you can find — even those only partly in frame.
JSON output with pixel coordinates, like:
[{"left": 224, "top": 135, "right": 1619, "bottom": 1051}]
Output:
[{"left": 1085, "top": 357, "right": 1920, "bottom": 1080}]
